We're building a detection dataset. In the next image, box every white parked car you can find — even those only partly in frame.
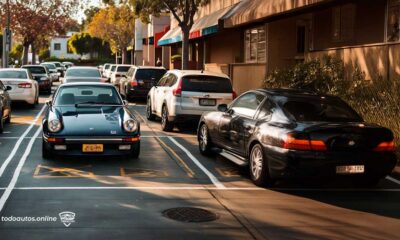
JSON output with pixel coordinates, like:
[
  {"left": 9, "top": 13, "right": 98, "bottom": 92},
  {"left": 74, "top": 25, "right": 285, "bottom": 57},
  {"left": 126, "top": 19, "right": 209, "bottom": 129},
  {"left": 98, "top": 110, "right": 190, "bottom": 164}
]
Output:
[
  {"left": 104, "top": 64, "right": 117, "bottom": 81},
  {"left": 146, "top": 70, "right": 236, "bottom": 131},
  {"left": 63, "top": 67, "right": 104, "bottom": 84},
  {"left": 0, "top": 69, "right": 39, "bottom": 106},
  {"left": 41, "top": 63, "right": 59, "bottom": 82},
  {"left": 102, "top": 63, "right": 111, "bottom": 78},
  {"left": 110, "top": 65, "right": 132, "bottom": 87}
]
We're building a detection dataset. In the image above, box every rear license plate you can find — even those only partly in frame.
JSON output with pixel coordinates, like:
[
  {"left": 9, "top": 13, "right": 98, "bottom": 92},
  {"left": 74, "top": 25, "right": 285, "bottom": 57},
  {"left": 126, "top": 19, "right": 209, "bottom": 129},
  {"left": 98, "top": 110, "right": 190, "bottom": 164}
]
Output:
[
  {"left": 336, "top": 165, "right": 364, "bottom": 174},
  {"left": 82, "top": 144, "right": 103, "bottom": 153},
  {"left": 199, "top": 98, "right": 216, "bottom": 106}
]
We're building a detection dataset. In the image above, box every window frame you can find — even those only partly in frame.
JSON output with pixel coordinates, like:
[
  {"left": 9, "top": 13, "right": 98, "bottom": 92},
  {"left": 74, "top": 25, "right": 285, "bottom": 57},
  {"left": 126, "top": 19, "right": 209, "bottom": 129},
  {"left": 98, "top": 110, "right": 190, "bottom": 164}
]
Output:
[
  {"left": 54, "top": 43, "right": 61, "bottom": 51},
  {"left": 244, "top": 25, "right": 267, "bottom": 63}
]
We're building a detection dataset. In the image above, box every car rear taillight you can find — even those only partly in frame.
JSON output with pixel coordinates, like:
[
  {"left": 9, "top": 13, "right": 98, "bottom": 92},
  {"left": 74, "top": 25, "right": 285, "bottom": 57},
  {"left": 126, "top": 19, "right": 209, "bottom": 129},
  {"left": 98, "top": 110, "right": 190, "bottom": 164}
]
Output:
[
  {"left": 232, "top": 90, "right": 237, "bottom": 99},
  {"left": 18, "top": 82, "right": 32, "bottom": 88},
  {"left": 172, "top": 79, "right": 182, "bottom": 97},
  {"left": 283, "top": 134, "right": 327, "bottom": 151},
  {"left": 130, "top": 79, "right": 138, "bottom": 87},
  {"left": 373, "top": 141, "right": 395, "bottom": 152}
]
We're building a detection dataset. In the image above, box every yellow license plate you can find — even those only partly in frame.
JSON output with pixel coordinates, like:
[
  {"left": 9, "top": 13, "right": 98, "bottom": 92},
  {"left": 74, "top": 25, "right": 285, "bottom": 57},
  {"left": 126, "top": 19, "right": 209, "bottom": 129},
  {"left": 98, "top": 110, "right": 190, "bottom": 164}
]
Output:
[{"left": 82, "top": 144, "right": 104, "bottom": 153}]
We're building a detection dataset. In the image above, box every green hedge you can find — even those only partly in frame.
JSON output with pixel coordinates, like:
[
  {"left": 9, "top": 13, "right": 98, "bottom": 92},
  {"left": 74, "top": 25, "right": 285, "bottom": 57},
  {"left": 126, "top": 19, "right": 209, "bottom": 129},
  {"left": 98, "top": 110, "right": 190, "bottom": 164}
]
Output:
[{"left": 264, "top": 56, "right": 400, "bottom": 157}]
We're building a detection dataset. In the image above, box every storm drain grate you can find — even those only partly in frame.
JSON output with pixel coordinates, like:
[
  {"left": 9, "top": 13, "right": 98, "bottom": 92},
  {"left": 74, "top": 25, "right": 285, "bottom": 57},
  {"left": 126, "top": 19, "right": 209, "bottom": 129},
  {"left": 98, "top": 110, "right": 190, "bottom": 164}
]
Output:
[{"left": 162, "top": 207, "right": 219, "bottom": 223}]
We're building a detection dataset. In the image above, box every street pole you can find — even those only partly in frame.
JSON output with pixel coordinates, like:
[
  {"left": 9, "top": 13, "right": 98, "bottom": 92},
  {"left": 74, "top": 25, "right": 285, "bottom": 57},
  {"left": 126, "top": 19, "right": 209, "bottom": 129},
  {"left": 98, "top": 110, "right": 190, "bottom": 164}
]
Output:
[{"left": 2, "top": 0, "right": 11, "bottom": 68}]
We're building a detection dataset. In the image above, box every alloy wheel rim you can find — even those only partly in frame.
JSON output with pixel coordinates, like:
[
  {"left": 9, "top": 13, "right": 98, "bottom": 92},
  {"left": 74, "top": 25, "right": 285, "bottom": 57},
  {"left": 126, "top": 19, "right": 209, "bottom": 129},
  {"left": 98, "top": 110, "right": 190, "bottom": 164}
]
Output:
[
  {"left": 251, "top": 146, "right": 263, "bottom": 179},
  {"left": 199, "top": 125, "right": 208, "bottom": 151},
  {"left": 162, "top": 108, "right": 167, "bottom": 127},
  {"left": 146, "top": 101, "right": 151, "bottom": 117}
]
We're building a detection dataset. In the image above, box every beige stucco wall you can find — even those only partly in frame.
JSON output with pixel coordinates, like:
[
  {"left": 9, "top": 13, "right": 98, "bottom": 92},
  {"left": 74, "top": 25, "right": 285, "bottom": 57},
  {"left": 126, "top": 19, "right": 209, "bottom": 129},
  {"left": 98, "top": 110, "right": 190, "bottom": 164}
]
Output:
[
  {"left": 231, "top": 64, "right": 267, "bottom": 94},
  {"left": 306, "top": 43, "right": 400, "bottom": 82},
  {"left": 207, "top": 28, "right": 242, "bottom": 65}
]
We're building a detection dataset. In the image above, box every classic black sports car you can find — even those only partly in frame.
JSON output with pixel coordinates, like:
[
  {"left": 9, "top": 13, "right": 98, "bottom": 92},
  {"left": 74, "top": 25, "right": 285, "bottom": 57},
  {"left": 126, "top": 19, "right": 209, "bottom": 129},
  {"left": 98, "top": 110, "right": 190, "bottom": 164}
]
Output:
[
  {"left": 42, "top": 82, "right": 140, "bottom": 159},
  {"left": 198, "top": 89, "right": 397, "bottom": 186}
]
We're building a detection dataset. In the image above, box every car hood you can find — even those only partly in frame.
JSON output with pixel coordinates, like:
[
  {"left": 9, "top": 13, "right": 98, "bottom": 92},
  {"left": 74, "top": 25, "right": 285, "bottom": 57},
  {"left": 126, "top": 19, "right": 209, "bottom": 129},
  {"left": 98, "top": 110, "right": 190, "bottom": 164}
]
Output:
[{"left": 47, "top": 106, "right": 137, "bottom": 136}]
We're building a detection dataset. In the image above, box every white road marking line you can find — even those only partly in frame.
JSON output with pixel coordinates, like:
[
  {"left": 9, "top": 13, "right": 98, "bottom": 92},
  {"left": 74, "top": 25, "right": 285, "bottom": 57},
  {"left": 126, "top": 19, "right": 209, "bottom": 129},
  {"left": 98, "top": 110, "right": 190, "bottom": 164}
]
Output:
[
  {"left": 167, "top": 136, "right": 226, "bottom": 189},
  {"left": 386, "top": 176, "right": 400, "bottom": 185},
  {"left": 0, "top": 186, "right": 398, "bottom": 192},
  {"left": 0, "top": 105, "right": 46, "bottom": 177},
  {"left": 0, "top": 126, "right": 42, "bottom": 213},
  {"left": 2, "top": 131, "right": 11, "bottom": 134}
]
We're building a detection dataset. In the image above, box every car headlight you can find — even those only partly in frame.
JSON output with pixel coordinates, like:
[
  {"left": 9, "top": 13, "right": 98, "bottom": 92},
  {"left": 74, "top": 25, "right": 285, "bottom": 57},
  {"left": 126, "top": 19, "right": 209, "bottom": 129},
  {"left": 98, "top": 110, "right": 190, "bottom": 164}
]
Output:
[
  {"left": 48, "top": 119, "right": 62, "bottom": 132},
  {"left": 123, "top": 119, "right": 138, "bottom": 132}
]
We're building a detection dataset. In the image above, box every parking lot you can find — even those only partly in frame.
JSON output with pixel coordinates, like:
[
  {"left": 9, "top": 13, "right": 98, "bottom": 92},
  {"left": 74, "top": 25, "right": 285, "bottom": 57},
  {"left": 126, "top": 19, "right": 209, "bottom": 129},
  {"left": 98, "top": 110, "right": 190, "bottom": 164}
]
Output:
[{"left": 0, "top": 85, "right": 398, "bottom": 240}]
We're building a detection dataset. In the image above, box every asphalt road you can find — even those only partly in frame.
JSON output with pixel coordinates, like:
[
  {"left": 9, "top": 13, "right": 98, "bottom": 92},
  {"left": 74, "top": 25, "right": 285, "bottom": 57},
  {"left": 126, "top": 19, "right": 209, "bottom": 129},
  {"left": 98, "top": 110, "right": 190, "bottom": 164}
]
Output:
[{"left": 0, "top": 86, "right": 399, "bottom": 240}]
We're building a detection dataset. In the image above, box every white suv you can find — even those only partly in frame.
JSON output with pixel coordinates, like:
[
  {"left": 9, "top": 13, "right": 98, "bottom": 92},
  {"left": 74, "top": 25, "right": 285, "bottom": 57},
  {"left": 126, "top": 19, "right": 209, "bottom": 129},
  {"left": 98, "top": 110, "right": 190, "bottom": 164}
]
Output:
[
  {"left": 146, "top": 70, "right": 236, "bottom": 131},
  {"left": 110, "top": 65, "right": 132, "bottom": 87}
]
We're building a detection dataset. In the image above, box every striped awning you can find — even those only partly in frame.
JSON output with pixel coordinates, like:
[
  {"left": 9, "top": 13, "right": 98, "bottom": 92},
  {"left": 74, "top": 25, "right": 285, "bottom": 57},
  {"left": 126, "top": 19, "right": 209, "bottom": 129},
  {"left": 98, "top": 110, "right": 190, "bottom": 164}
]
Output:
[
  {"left": 158, "top": 4, "right": 238, "bottom": 46},
  {"left": 223, "top": 0, "right": 329, "bottom": 28}
]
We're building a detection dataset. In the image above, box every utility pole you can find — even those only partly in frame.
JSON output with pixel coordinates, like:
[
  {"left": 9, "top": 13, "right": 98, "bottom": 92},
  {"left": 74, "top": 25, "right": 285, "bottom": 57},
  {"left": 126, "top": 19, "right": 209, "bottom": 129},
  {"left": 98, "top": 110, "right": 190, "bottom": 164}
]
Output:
[{"left": 2, "top": 0, "right": 12, "bottom": 68}]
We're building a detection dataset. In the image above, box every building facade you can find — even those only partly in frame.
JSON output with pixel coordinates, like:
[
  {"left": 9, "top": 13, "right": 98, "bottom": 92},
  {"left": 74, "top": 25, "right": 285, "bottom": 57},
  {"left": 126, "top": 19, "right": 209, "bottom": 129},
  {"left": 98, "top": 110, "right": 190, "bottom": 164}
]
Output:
[
  {"left": 49, "top": 32, "right": 83, "bottom": 60},
  {"left": 159, "top": 0, "right": 400, "bottom": 94}
]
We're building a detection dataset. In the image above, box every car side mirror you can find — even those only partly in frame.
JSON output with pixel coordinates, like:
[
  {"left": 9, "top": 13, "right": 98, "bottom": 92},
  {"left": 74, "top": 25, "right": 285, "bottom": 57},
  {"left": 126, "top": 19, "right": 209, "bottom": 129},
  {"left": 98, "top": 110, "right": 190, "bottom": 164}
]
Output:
[
  {"left": 218, "top": 104, "right": 228, "bottom": 112},
  {"left": 46, "top": 100, "right": 52, "bottom": 106},
  {"left": 5, "top": 86, "right": 12, "bottom": 91}
]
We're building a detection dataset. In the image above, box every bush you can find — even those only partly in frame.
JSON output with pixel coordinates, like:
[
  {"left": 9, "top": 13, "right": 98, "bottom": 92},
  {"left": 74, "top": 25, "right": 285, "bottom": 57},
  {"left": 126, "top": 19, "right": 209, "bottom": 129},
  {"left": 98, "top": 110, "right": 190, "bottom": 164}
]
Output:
[{"left": 264, "top": 56, "right": 400, "bottom": 157}]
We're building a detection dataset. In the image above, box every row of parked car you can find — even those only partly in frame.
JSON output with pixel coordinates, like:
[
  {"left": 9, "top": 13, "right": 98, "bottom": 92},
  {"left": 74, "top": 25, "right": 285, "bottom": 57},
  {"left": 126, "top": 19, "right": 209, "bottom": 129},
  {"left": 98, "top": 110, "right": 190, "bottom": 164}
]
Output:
[
  {"left": 0, "top": 61, "right": 75, "bottom": 132},
  {"left": 1, "top": 62, "right": 393, "bottom": 187}
]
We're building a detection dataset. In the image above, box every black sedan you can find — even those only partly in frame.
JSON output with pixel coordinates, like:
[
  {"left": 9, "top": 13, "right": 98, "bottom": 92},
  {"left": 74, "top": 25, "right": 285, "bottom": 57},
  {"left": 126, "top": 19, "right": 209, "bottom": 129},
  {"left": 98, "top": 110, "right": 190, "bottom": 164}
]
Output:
[
  {"left": 22, "top": 65, "right": 52, "bottom": 93},
  {"left": 42, "top": 82, "right": 140, "bottom": 159},
  {"left": 197, "top": 89, "right": 397, "bottom": 186}
]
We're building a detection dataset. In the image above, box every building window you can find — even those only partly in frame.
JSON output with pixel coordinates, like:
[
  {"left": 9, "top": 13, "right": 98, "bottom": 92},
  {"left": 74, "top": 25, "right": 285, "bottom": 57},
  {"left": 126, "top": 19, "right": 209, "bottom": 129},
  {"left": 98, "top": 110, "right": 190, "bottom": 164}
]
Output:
[
  {"left": 245, "top": 26, "right": 266, "bottom": 63},
  {"left": 332, "top": 4, "right": 355, "bottom": 42},
  {"left": 297, "top": 25, "right": 306, "bottom": 54},
  {"left": 54, "top": 43, "right": 61, "bottom": 51},
  {"left": 388, "top": 0, "right": 400, "bottom": 42}
]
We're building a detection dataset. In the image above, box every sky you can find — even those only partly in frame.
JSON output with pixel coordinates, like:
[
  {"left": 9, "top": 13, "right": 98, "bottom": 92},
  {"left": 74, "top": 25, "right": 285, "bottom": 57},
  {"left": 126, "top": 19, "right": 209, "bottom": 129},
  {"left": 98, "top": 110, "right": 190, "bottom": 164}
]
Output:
[{"left": 75, "top": 0, "right": 102, "bottom": 23}]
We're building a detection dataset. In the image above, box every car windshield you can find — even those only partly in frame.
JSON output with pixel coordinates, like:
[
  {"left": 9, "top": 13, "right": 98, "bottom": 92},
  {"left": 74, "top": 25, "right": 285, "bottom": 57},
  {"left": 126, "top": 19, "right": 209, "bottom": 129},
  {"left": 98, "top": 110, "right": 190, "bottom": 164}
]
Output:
[
  {"left": 51, "top": 62, "right": 61, "bottom": 67},
  {"left": 282, "top": 98, "right": 362, "bottom": 122},
  {"left": 23, "top": 66, "right": 46, "bottom": 74},
  {"left": 181, "top": 76, "right": 232, "bottom": 93},
  {"left": 136, "top": 69, "right": 166, "bottom": 80},
  {"left": 117, "top": 66, "right": 131, "bottom": 72},
  {"left": 55, "top": 85, "right": 122, "bottom": 106},
  {"left": 0, "top": 70, "right": 27, "bottom": 79},
  {"left": 42, "top": 64, "right": 56, "bottom": 70},
  {"left": 110, "top": 65, "right": 117, "bottom": 71},
  {"left": 104, "top": 64, "right": 110, "bottom": 70},
  {"left": 66, "top": 68, "right": 101, "bottom": 78}
]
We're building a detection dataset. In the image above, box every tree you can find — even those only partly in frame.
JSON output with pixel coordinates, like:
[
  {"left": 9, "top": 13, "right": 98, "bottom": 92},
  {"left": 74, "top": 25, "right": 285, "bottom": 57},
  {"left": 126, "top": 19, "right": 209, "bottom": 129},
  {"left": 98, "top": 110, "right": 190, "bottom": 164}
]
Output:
[
  {"left": 0, "top": 32, "right": 2, "bottom": 57},
  {"left": 81, "top": 6, "right": 100, "bottom": 29},
  {"left": 87, "top": 5, "right": 135, "bottom": 64},
  {"left": 130, "top": 0, "right": 209, "bottom": 70},
  {"left": 68, "top": 32, "right": 106, "bottom": 59},
  {"left": 0, "top": 0, "right": 79, "bottom": 64}
]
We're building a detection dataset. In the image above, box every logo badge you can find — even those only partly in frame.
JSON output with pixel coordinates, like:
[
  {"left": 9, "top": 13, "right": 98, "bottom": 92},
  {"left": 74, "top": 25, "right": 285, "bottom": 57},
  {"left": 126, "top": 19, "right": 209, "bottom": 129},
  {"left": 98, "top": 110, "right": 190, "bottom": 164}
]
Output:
[
  {"left": 348, "top": 140, "right": 356, "bottom": 146},
  {"left": 59, "top": 211, "right": 75, "bottom": 227}
]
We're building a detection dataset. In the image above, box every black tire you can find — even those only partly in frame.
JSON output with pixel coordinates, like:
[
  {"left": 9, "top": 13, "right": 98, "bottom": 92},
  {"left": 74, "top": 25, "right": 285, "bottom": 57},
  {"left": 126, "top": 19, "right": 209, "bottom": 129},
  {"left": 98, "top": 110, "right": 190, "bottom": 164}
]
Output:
[
  {"left": 146, "top": 98, "right": 156, "bottom": 121},
  {"left": 161, "top": 105, "right": 174, "bottom": 132},
  {"left": 42, "top": 139, "right": 53, "bottom": 160},
  {"left": 249, "top": 144, "right": 275, "bottom": 187},
  {"left": 5, "top": 112, "right": 11, "bottom": 124},
  {"left": 198, "top": 124, "right": 214, "bottom": 156},
  {"left": 128, "top": 141, "right": 140, "bottom": 159},
  {"left": 0, "top": 111, "right": 4, "bottom": 133}
]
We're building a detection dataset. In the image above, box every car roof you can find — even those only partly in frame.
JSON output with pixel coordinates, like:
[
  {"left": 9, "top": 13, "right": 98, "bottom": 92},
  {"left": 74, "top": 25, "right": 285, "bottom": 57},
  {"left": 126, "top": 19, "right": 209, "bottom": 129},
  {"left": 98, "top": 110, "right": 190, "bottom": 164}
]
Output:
[
  {"left": 0, "top": 68, "right": 28, "bottom": 72},
  {"left": 67, "top": 66, "right": 99, "bottom": 70},
  {"left": 22, "top": 65, "right": 45, "bottom": 68},
  {"left": 167, "top": 70, "right": 229, "bottom": 79},
  {"left": 60, "top": 82, "right": 114, "bottom": 87},
  {"left": 256, "top": 88, "right": 335, "bottom": 99},
  {"left": 135, "top": 66, "right": 166, "bottom": 70}
]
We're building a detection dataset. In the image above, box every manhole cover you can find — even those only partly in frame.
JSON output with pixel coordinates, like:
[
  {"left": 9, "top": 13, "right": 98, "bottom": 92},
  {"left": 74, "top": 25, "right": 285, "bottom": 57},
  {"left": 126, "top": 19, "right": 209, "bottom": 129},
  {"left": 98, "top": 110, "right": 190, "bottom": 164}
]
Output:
[{"left": 162, "top": 207, "right": 218, "bottom": 223}]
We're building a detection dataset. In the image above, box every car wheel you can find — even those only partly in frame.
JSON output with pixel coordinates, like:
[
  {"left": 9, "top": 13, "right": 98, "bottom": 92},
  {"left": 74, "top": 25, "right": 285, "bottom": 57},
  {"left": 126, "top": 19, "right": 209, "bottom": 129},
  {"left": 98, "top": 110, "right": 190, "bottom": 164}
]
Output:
[
  {"left": 198, "top": 124, "right": 214, "bottom": 156},
  {"left": 129, "top": 141, "right": 140, "bottom": 159},
  {"left": 42, "top": 139, "right": 53, "bottom": 160},
  {"left": 249, "top": 144, "right": 274, "bottom": 187},
  {"left": 161, "top": 105, "right": 174, "bottom": 132},
  {"left": 5, "top": 112, "right": 11, "bottom": 124},
  {"left": 146, "top": 99, "right": 156, "bottom": 121}
]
